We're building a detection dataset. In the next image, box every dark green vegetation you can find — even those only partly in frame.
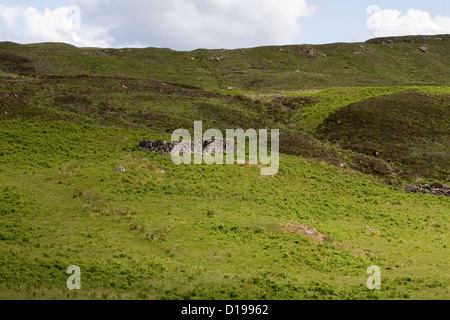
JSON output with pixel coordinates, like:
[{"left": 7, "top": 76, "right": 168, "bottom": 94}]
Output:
[
  {"left": 0, "top": 35, "right": 449, "bottom": 299},
  {"left": 317, "top": 90, "right": 450, "bottom": 181}
]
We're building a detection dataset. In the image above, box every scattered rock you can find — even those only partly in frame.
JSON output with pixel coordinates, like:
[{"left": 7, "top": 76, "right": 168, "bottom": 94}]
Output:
[
  {"left": 91, "top": 51, "right": 106, "bottom": 56},
  {"left": 116, "top": 165, "right": 126, "bottom": 172},
  {"left": 418, "top": 46, "right": 428, "bottom": 53},
  {"left": 206, "top": 56, "right": 224, "bottom": 61},
  {"left": 300, "top": 47, "right": 316, "bottom": 57},
  {"left": 362, "top": 224, "right": 381, "bottom": 235},
  {"left": 359, "top": 45, "right": 371, "bottom": 51},
  {"left": 282, "top": 221, "right": 326, "bottom": 243},
  {"left": 281, "top": 46, "right": 327, "bottom": 58}
]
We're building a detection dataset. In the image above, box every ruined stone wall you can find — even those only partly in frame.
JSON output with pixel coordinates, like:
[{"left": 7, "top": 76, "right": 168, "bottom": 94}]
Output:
[
  {"left": 139, "top": 140, "right": 177, "bottom": 154},
  {"left": 139, "top": 138, "right": 235, "bottom": 155},
  {"left": 405, "top": 183, "right": 450, "bottom": 197}
]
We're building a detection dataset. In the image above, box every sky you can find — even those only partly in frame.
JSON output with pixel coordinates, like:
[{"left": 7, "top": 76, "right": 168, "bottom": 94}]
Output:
[{"left": 0, "top": 0, "right": 449, "bottom": 50}]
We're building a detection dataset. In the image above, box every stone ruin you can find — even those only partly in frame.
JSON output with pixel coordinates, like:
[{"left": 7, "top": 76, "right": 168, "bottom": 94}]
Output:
[
  {"left": 139, "top": 138, "right": 235, "bottom": 155},
  {"left": 139, "top": 140, "right": 177, "bottom": 154},
  {"left": 405, "top": 182, "right": 450, "bottom": 197}
]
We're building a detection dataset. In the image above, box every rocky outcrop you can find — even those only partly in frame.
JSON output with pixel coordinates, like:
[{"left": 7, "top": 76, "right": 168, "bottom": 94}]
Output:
[
  {"left": 405, "top": 183, "right": 450, "bottom": 196},
  {"left": 279, "top": 46, "right": 327, "bottom": 58}
]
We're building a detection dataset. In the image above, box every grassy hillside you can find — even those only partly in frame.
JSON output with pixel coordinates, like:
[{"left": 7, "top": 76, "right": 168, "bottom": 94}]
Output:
[
  {"left": 317, "top": 90, "right": 450, "bottom": 181},
  {"left": 1, "top": 34, "right": 449, "bottom": 90},
  {"left": 0, "top": 35, "right": 449, "bottom": 300}
]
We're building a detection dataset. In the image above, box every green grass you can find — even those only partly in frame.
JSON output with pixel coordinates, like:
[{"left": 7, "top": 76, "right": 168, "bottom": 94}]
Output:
[
  {"left": 0, "top": 35, "right": 449, "bottom": 300},
  {"left": 0, "top": 118, "right": 448, "bottom": 300}
]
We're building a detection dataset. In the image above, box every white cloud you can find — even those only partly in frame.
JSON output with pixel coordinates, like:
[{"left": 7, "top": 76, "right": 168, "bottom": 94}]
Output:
[
  {"left": 0, "top": 0, "right": 316, "bottom": 49},
  {"left": 0, "top": 5, "right": 21, "bottom": 29},
  {"left": 366, "top": 6, "right": 450, "bottom": 38},
  {"left": 70, "top": 0, "right": 317, "bottom": 49},
  {"left": 0, "top": 4, "right": 111, "bottom": 47}
]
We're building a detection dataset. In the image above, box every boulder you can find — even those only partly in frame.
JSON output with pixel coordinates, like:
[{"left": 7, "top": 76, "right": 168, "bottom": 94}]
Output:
[{"left": 116, "top": 165, "right": 126, "bottom": 172}]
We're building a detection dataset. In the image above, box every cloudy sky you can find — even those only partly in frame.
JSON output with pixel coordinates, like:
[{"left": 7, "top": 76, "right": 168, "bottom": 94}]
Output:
[{"left": 0, "top": 0, "right": 449, "bottom": 50}]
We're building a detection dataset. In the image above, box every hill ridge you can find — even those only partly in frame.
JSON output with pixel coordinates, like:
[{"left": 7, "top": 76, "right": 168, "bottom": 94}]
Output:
[{"left": 1, "top": 34, "right": 449, "bottom": 90}]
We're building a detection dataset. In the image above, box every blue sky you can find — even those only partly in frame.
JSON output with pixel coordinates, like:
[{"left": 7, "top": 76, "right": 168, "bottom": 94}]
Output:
[
  {"left": 0, "top": 0, "right": 449, "bottom": 49},
  {"left": 300, "top": 0, "right": 450, "bottom": 44}
]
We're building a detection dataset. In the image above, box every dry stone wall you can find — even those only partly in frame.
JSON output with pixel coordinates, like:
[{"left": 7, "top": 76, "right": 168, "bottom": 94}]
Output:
[
  {"left": 139, "top": 138, "right": 235, "bottom": 155},
  {"left": 405, "top": 183, "right": 450, "bottom": 197}
]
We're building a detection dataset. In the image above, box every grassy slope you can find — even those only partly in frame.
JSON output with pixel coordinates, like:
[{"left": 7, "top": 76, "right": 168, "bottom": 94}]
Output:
[
  {"left": 0, "top": 35, "right": 449, "bottom": 300},
  {"left": 317, "top": 90, "right": 450, "bottom": 181},
  {"left": 1, "top": 34, "right": 449, "bottom": 90},
  {"left": 1, "top": 120, "right": 448, "bottom": 300}
]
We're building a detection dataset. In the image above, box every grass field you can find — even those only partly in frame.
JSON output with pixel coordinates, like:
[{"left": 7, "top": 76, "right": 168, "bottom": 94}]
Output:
[{"left": 0, "top": 35, "right": 449, "bottom": 300}]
